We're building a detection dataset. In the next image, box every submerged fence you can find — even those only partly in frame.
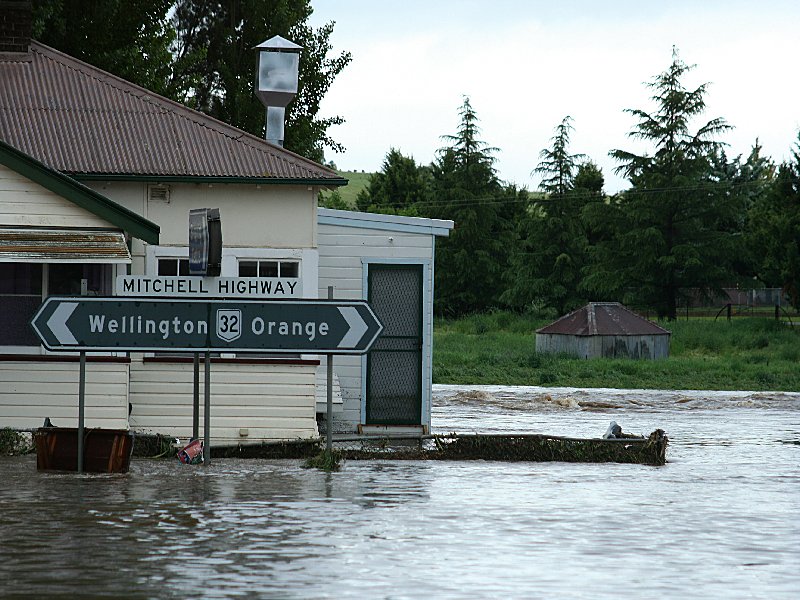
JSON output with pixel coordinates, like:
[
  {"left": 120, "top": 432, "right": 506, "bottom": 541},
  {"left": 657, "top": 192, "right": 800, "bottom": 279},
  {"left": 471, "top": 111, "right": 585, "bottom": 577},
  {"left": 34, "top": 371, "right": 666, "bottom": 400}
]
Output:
[
  {"left": 632, "top": 288, "right": 797, "bottom": 321},
  {"left": 133, "top": 430, "right": 669, "bottom": 467}
]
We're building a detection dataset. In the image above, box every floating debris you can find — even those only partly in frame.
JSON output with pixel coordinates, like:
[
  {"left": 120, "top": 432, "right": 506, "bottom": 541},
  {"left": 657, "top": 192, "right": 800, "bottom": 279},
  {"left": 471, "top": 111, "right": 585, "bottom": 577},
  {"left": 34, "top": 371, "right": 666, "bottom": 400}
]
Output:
[{"left": 177, "top": 439, "right": 204, "bottom": 465}]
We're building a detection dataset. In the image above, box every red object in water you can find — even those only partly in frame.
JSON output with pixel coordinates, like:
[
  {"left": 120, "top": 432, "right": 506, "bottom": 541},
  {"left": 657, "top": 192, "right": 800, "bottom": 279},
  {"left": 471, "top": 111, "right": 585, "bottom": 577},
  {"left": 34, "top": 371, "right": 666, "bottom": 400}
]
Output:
[{"left": 177, "top": 439, "right": 203, "bottom": 464}]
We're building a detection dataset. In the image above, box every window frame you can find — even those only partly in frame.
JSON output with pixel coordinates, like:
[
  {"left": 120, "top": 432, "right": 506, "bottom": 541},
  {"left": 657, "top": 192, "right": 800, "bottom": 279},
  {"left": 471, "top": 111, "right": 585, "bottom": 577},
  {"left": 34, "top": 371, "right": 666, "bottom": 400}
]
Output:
[{"left": 147, "top": 245, "right": 311, "bottom": 297}]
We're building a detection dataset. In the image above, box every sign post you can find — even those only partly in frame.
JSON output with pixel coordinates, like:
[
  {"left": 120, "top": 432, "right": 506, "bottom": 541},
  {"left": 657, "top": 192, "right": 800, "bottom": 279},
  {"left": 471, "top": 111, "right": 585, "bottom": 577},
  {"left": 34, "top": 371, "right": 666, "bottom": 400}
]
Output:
[
  {"left": 326, "top": 286, "right": 334, "bottom": 453},
  {"left": 193, "top": 353, "right": 200, "bottom": 441},
  {"left": 78, "top": 351, "right": 85, "bottom": 473},
  {"left": 31, "top": 296, "right": 383, "bottom": 465},
  {"left": 204, "top": 351, "right": 211, "bottom": 464}
]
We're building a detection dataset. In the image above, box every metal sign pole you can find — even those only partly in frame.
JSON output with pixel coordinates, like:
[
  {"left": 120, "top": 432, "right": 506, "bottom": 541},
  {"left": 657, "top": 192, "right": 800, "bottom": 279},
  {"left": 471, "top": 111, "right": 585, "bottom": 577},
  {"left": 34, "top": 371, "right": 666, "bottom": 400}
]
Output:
[
  {"left": 326, "top": 286, "right": 334, "bottom": 452},
  {"left": 193, "top": 353, "right": 200, "bottom": 440},
  {"left": 203, "top": 350, "right": 211, "bottom": 465},
  {"left": 78, "top": 351, "right": 86, "bottom": 473}
]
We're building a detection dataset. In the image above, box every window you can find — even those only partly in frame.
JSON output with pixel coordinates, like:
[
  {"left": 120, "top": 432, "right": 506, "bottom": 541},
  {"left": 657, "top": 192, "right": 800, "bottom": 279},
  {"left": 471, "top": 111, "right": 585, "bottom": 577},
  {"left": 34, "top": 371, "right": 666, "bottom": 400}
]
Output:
[
  {"left": 0, "top": 263, "right": 43, "bottom": 346},
  {"left": 237, "top": 259, "right": 301, "bottom": 359},
  {"left": 49, "top": 263, "right": 111, "bottom": 295},
  {"left": 158, "top": 258, "right": 190, "bottom": 276},
  {"left": 238, "top": 260, "right": 299, "bottom": 278},
  {"left": 0, "top": 263, "right": 112, "bottom": 347}
]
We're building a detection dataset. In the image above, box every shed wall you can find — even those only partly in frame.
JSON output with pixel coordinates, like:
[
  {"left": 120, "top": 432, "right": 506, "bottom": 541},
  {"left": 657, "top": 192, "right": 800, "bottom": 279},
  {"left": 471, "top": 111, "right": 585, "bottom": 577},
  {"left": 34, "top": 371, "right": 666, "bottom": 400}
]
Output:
[
  {"left": 536, "top": 334, "right": 669, "bottom": 359},
  {"left": 317, "top": 223, "right": 435, "bottom": 432}
]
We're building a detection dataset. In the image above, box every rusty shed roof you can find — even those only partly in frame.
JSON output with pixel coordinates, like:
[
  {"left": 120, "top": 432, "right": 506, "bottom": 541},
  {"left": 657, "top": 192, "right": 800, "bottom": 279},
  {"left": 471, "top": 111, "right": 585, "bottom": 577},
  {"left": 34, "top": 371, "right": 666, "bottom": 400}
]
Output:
[
  {"left": 536, "top": 303, "right": 671, "bottom": 336},
  {"left": 0, "top": 42, "right": 345, "bottom": 185}
]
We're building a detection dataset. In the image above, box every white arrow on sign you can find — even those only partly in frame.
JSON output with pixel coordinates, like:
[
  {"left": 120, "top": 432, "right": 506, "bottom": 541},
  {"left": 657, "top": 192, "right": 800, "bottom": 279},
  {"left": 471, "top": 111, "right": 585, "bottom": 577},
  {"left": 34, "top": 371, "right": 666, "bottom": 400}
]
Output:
[
  {"left": 46, "top": 301, "right": 79, "bottom": 345},
  {"left": 337, "top": 306, "right": 369, "bottom": 349}
]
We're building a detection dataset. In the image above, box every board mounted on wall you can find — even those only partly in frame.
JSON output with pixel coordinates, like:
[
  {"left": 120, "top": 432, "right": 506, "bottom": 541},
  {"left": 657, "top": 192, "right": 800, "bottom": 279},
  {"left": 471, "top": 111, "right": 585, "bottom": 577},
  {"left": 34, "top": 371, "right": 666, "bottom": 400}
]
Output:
[{"left": 189, "top": 208, "right": 222, "bottom": 276}]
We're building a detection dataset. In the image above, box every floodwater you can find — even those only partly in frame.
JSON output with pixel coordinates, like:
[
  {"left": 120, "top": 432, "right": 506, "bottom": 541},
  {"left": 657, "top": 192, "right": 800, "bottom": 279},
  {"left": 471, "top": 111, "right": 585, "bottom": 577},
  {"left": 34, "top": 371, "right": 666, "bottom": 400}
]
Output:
[{"left": 1, "top": 385, "right": 798, "bottom": 599}]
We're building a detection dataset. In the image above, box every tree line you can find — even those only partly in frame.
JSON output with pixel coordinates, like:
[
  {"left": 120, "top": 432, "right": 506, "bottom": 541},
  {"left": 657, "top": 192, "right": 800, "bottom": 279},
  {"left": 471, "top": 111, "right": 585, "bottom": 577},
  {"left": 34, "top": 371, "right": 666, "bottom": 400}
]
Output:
[
  {"left": 343, "top": 50, "right": 800, "bottom": 319},
  {"left": 29, "top": 6, "right": 798, "bottom": 319}
]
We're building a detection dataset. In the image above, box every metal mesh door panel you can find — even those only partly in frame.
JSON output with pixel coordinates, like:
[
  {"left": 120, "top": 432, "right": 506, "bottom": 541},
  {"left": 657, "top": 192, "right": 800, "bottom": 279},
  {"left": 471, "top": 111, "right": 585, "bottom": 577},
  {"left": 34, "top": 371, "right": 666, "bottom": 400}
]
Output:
[{"left": 366, "top": 264, "right": 423, "bottom": 425}]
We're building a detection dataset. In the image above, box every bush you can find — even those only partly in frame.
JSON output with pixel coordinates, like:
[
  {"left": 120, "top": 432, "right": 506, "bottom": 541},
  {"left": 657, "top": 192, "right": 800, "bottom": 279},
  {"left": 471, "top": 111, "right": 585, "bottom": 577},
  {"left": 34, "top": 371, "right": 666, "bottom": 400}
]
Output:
[{"left": 0, "top": 428, "right": 33, "bottom": 456}]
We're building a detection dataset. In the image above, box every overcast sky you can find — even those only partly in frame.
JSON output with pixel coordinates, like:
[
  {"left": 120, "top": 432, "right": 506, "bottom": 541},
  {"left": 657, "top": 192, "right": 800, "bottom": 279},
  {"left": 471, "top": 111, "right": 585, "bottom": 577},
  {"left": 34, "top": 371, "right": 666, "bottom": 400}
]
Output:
[{"left": 308, "top": 0, "right": 800, "bottom": 193}]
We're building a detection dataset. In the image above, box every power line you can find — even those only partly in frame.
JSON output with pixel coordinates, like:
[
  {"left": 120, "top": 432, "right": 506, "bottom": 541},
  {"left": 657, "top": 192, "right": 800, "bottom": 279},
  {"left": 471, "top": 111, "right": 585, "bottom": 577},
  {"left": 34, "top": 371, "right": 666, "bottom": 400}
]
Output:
[{"left": 394, "top": 178, "right": 769, "bottom": 211}]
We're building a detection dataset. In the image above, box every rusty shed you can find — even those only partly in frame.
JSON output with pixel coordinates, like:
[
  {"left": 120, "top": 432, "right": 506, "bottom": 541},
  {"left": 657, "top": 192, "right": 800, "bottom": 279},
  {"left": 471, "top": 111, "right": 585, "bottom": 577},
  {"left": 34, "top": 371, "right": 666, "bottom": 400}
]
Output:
[{"left": 536, "top": 302, "right": 670, "bottom": 359}]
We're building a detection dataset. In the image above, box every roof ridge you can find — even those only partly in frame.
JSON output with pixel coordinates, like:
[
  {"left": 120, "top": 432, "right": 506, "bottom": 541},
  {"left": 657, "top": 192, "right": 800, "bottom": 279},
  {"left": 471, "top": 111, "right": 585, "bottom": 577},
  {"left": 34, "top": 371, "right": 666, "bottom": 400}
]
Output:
[{"left": 27, "top": 41, "right": 339, "bottom": 178}]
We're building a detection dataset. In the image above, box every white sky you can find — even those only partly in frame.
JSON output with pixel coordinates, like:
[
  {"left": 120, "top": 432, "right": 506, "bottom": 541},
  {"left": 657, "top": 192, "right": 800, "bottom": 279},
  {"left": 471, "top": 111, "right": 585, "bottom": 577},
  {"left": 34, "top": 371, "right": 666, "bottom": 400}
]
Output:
[{"left": 308, "top": 0, "right": 800, "bottom": 193}]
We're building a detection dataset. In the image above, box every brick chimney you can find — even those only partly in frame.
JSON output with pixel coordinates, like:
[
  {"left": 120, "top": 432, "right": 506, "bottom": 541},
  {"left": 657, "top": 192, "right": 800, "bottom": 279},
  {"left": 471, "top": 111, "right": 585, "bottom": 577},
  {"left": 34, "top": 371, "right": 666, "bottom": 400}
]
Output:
[{"left": 0, "top": 1, "right": 32, "bottom": 53}]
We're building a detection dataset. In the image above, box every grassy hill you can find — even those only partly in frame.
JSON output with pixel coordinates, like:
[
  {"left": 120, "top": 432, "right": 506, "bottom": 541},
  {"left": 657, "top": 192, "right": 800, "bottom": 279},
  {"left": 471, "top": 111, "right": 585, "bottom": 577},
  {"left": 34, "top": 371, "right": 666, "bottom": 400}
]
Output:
[{"left": 320, "top": 170, "right": 373, "bottom": 208}]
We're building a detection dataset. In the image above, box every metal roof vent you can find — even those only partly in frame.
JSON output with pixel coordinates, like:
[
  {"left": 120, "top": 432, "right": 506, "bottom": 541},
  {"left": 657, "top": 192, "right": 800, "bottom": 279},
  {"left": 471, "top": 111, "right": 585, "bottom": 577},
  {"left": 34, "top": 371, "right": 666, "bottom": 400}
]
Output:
[
  {"left": 254, "top": 35, "right": 302, "bottom": 147},
  {"left": 148, "top": 184, "right": 170, "bottom": 203}
]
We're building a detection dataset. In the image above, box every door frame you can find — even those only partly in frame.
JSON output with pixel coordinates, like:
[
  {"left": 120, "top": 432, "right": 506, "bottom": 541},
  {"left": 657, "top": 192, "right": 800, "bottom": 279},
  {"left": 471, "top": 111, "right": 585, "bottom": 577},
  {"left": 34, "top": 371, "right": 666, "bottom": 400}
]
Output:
[{"left": 360, "top": 257, "right": 432, "bottom": 430}]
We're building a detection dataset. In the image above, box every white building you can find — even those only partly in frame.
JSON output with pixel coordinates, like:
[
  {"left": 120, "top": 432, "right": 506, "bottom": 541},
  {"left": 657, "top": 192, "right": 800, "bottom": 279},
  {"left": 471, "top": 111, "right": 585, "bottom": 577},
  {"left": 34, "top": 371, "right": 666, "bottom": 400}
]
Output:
[{"left": 0, "top": 23, "right": 451, "bottom": 444}]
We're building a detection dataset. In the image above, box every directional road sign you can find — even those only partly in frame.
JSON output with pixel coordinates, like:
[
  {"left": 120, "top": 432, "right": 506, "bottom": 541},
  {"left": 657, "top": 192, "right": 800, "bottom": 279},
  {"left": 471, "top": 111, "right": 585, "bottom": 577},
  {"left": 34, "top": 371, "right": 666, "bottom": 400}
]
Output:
[{"left": 31, "top": 297, "right": 383, "bottom": 354}]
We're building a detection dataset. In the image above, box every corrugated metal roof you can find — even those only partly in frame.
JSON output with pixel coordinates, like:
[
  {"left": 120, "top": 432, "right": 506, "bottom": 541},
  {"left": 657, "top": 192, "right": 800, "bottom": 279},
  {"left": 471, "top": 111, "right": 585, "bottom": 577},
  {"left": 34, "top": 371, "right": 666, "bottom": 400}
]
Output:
[
  {"left": 0, "top": 42, "right": 343, "bottom": 183},
  {"left": 0, "top": 228, "right": 131, "bottom": 263},
  {"left": 536, "top": 302, "right": 671, "bottom": 336}
]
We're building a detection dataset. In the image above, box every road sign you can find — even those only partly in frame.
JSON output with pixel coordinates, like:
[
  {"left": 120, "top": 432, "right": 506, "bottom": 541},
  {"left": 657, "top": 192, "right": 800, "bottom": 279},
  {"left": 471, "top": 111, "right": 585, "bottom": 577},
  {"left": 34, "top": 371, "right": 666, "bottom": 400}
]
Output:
[
  {"left": 115, "top": 275, "right": 302, "bottom": 298},
  {"left": 31, "top": 297, "right": 383, "bottom": 354}
]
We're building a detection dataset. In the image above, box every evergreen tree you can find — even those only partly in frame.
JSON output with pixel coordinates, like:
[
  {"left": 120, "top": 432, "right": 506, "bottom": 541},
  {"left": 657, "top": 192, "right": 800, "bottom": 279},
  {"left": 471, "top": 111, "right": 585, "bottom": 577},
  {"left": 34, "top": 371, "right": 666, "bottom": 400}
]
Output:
[
  {"left": 422, "top": 97, "right": 521, "bottom": 315},
  {"left": 533, "top": 116, "right": 585, "bottom": 196},
  {"left": 32, "top": 0, "right": 182, "bottom": 98},
  {"left": 33, "top": 1, "right": 351, "bottom": 163},
  {"left": 708, "top": 141, "right": 775, "bottom": 287},
  {"left": 355, "top": 148, "right": 430, "bottom": 215},
  {"left": 585, "top": 49, "right": 737, "bottom": 320},
  {"left": 747, "top": 133, "right": 800, "bottom": 309},
  {"left": 172, "top": 0, "right": 351, "bottom": 162},
  {"left": 503, "top": 117, "right": 594, "bottom": 314}
]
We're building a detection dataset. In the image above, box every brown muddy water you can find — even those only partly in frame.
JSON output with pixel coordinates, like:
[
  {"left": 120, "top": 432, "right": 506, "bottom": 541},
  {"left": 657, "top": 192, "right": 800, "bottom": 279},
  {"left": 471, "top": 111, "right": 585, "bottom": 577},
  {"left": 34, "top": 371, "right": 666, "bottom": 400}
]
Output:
[{"left": 1, "top": 385, "right": 798, "bottom": 598}]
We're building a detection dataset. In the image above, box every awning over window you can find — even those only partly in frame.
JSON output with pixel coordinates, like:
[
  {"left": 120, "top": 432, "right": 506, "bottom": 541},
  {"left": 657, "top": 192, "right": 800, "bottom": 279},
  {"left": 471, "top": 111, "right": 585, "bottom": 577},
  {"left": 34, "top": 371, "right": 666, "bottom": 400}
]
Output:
[{"left": 0, "top": 228, "right": 131, "bottom": 263}]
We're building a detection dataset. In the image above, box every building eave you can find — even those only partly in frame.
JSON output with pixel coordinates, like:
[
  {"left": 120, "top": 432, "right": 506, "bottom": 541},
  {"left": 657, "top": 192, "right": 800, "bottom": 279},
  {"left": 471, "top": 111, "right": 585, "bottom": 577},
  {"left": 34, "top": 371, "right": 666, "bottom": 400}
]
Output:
[{"left": 318, "top": 208, "right": 454, "bottom": 237}]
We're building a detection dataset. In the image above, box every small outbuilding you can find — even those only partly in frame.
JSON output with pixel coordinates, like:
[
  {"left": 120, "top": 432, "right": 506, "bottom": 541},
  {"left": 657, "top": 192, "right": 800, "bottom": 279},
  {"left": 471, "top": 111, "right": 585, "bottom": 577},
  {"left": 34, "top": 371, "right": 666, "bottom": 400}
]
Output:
[{"left": 536, "top": 302, "right": 670, "bottom": 359}]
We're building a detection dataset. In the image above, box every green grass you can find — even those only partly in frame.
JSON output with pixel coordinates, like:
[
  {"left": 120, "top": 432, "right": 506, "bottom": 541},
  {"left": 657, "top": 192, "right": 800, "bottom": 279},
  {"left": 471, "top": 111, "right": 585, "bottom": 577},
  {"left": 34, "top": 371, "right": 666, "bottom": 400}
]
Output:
[
  {"left": 319, "top": 170, "right": 373, "bottom": 207},
  {"left": 433, "top": 311, "right": 800, "bottom": 391}
]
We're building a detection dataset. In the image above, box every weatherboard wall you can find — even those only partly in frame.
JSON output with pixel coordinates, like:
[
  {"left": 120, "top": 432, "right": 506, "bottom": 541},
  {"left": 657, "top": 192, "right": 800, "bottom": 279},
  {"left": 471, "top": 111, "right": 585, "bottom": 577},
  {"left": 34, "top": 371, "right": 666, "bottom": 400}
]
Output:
[
  {"left": 0, "top": 163, "right": 114, "bottom": 229},
  {"left": 317, "top": 222, "right": 436, "bottom": 432},
  {"left": 0, "top": 359, "right": 129, "bottom": 429},
  {"left": 128, "top": 359, "right": 319, "bottom": 443}
]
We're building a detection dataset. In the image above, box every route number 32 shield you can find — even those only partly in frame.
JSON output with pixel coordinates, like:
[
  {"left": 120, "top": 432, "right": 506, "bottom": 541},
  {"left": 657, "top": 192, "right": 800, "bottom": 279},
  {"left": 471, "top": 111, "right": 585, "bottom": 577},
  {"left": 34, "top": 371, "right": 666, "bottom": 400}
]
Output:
[{"left": 216, "top": 308, "right": 242, "bottom": 342}]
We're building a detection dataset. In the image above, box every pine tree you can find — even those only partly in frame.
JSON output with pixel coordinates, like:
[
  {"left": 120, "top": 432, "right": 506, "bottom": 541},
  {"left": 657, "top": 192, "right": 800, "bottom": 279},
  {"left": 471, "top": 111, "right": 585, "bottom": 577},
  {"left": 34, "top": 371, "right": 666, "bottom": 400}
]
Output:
[
  {"left": 355, "top": 148, "right": 430, "bottom": 215},
  {"left": 422, "top": 97, "right": 520, "bottom": 315},
  {"left": 533, "top": 116, "right": 585, "bottom": 196},
  {"left": 747, "top": 133, "right": 800, "bottom": 309},
  {"left": 503, "top": 118, "right": 595, "bottom": 315},
  {"left": 585, "top": 49, "right": 737, "bottom": 320}
]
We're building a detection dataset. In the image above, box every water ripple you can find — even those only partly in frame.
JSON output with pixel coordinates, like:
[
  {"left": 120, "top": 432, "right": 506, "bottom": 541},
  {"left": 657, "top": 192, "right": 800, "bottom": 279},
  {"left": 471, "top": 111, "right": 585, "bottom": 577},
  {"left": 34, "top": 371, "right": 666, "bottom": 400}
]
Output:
[{"left": 1, "top": 385, "right": 798, "bottom": 598}]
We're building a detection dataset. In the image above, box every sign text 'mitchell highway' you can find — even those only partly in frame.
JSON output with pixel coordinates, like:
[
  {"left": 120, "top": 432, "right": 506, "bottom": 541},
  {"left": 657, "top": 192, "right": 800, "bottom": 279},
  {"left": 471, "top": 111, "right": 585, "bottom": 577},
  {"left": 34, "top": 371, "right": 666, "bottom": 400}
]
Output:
[{"left": 116, "top": 276, "right": 300, "bottom": 298}]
